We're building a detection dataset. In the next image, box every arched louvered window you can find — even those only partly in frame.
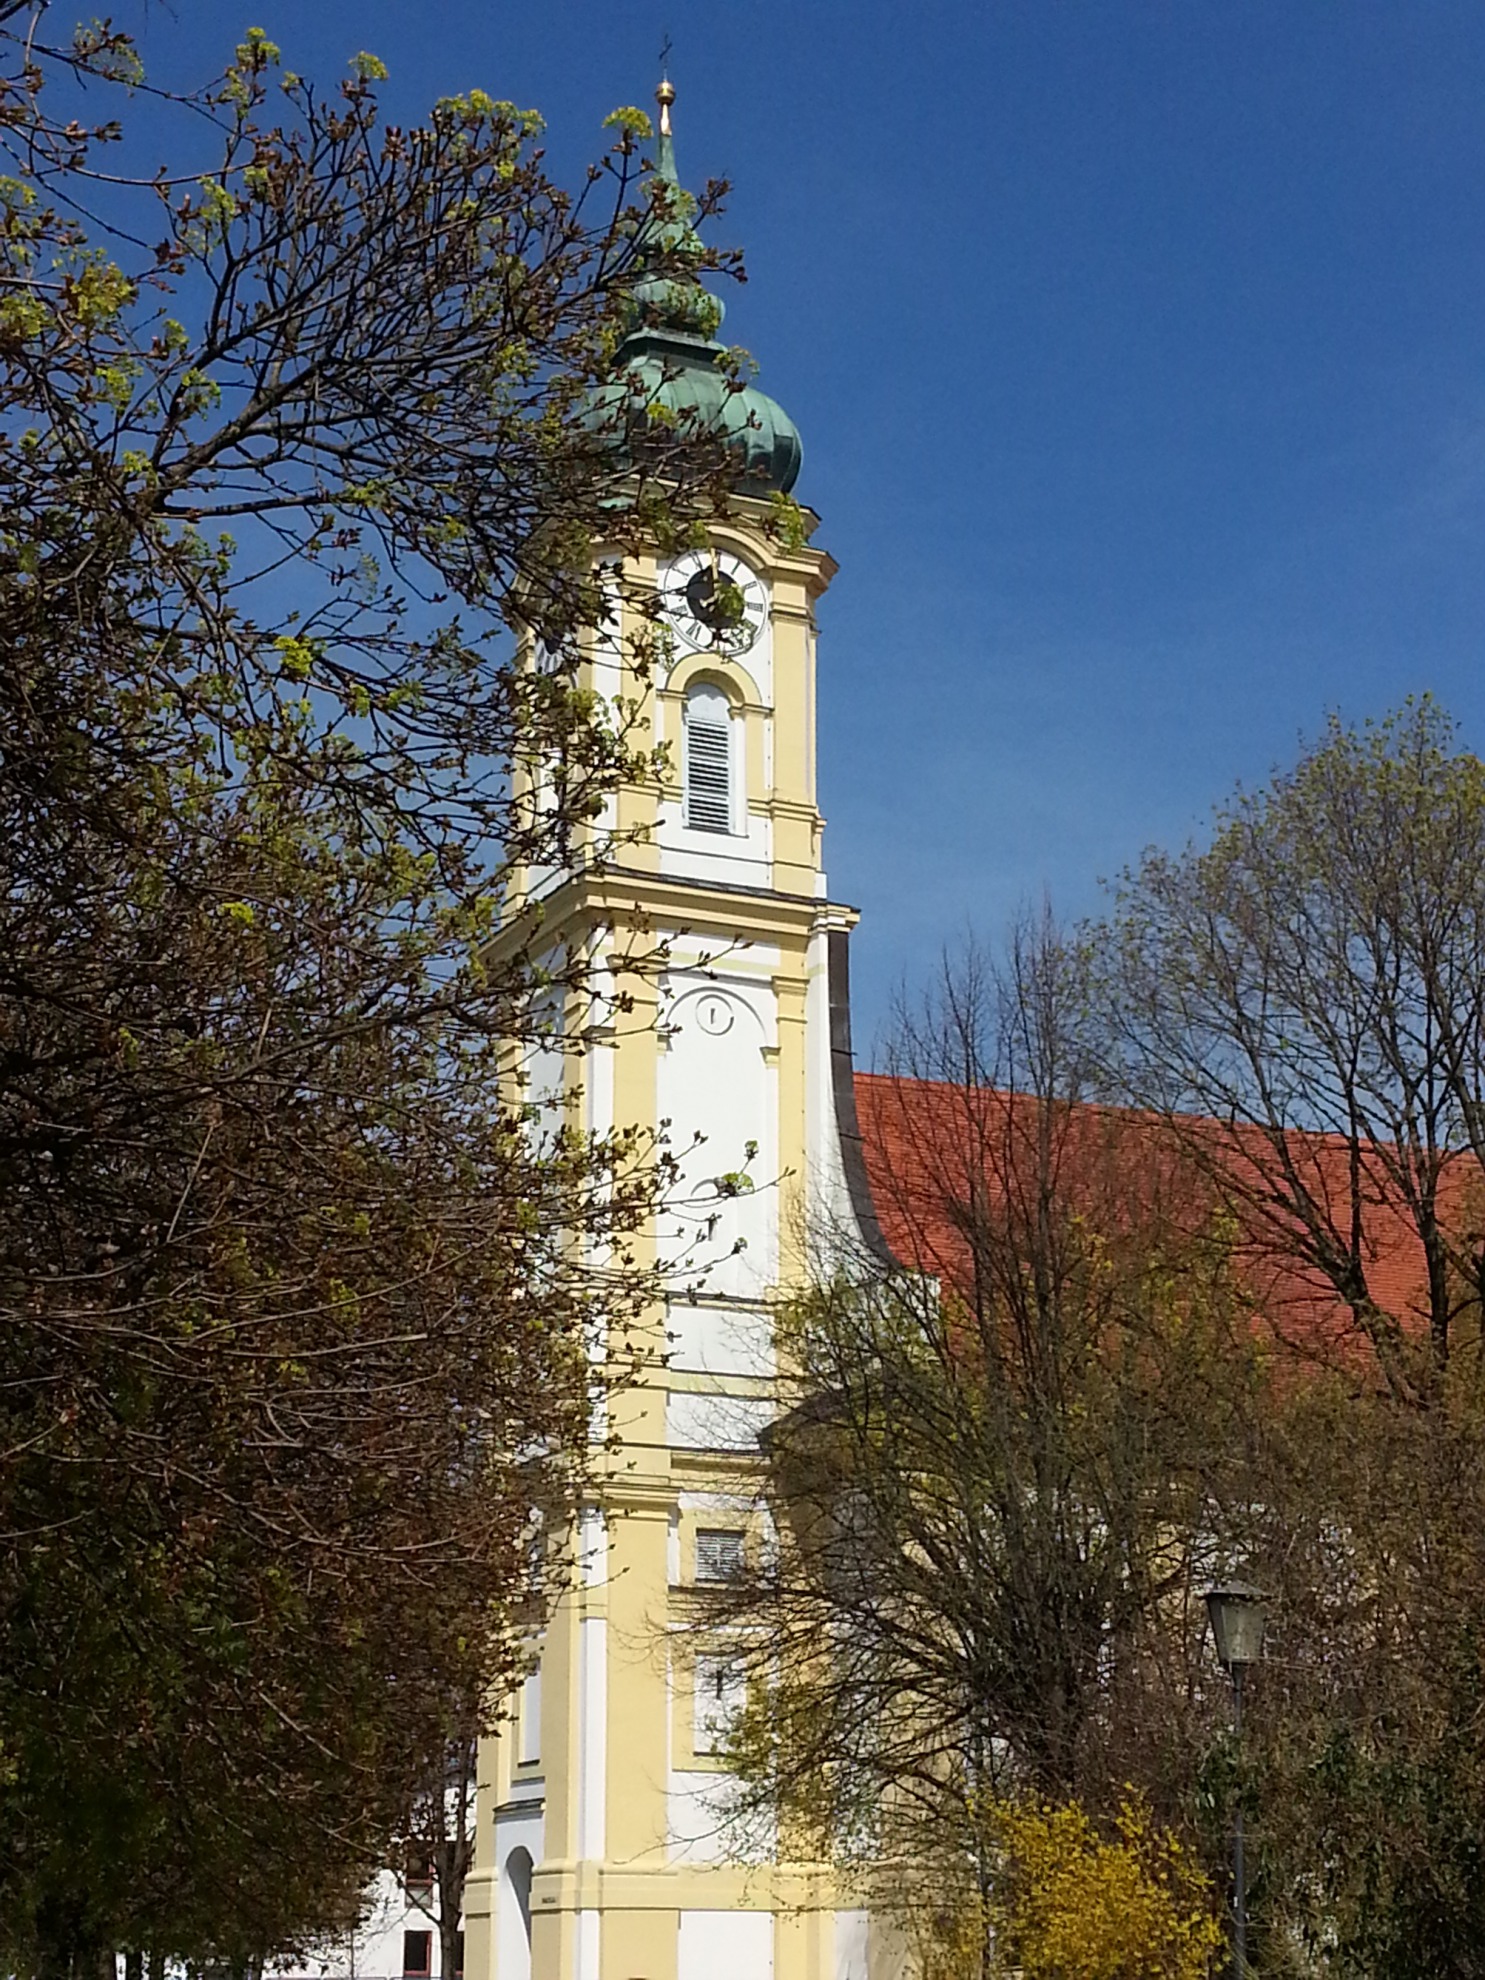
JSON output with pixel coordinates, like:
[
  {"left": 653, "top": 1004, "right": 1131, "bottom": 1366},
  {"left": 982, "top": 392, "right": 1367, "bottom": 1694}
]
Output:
[{"left": 683, "top": 682, "right": 733, "bottom": 833}]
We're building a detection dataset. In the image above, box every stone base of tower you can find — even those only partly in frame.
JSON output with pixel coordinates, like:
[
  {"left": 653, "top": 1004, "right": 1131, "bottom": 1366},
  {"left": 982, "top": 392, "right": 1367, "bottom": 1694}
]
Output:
[{"left": 466, "top": 1853, "right": 898, "bottom": 1980}]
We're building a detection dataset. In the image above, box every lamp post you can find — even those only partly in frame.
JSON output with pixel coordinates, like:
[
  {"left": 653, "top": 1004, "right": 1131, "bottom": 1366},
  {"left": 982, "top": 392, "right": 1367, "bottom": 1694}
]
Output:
[{"left": 1205, "top": 1582, "right": 1268, "bottom": 1980}]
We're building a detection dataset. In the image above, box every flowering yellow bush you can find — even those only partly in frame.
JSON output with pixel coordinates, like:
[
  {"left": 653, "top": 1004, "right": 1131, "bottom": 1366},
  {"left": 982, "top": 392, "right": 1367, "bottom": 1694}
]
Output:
[
  {"left": 900, "top": 1794, "right": 1221, "bottom": 1980},
  {"left": 994, "top": 1795, "right": 1223, "bottom": 1980}
]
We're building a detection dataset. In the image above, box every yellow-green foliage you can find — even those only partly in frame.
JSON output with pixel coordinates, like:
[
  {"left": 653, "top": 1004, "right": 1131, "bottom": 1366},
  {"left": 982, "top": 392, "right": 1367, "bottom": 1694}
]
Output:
[
  {"left": 910, "top": 1797, "right": 1220, "bottom": 1980},
  {"left": 994, "top": 1797, "right": 1221, "bottom": 1980}
]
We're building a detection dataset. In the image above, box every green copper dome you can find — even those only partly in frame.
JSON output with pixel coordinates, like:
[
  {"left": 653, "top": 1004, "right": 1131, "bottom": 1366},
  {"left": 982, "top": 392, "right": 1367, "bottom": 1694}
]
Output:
[{"left": 590, "top": 82, "right": 802, "bottom": 496}]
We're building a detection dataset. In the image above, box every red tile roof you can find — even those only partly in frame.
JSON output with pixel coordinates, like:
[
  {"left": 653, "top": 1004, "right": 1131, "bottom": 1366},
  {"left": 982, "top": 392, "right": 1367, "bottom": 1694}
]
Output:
[{"left": 852, "top": 1070, "right": 1443, "bottom": 1371}]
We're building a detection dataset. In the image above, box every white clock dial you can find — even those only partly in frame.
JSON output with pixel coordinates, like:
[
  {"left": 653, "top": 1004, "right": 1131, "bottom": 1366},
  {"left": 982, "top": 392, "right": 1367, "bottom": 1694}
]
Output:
[{"left": 661, "top": 549, "right": 767, "bottom": 657}]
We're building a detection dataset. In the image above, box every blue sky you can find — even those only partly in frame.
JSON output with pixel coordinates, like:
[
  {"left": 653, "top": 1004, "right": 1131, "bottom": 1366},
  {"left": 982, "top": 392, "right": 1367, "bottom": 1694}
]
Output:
[{"left": 135, "top": 2, "right": 1485, "bottom": 1047}]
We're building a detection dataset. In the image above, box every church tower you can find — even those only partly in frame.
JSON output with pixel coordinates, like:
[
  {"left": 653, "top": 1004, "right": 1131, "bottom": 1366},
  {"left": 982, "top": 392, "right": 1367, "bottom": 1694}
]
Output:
[{"left": 463, "top": 81, "right": 874, "bottom": 1980}]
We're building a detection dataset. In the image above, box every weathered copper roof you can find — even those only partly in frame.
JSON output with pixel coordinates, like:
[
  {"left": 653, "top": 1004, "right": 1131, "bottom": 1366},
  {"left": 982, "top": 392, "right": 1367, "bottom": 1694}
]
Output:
[{"left": 588, "top": 81, "right": 803, "bottom": 495}]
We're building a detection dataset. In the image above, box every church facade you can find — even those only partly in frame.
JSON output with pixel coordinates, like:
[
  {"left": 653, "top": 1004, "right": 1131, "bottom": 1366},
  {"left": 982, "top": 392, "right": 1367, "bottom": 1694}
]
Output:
[{"left": 460, "top": 81, "right": 889, "bottom": 1980}]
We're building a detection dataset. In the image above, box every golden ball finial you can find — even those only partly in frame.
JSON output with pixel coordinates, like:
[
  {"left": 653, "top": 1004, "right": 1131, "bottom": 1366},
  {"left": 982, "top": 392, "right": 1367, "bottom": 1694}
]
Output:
[{"left": 656, "top": 76, "right": 675, "bottom": 136}]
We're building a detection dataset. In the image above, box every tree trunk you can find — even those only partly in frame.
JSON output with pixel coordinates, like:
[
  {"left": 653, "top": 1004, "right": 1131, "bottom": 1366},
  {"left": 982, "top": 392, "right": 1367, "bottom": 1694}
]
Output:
[
  {"left": 436, "top": 1840, "right": 471, "bottom": 1980},
  {"left": 438, "top": 1909, "right": 462, "bottom": 1980},
  {"left": 33, "top": 1898, "right": 103, "bottom": 1980}
]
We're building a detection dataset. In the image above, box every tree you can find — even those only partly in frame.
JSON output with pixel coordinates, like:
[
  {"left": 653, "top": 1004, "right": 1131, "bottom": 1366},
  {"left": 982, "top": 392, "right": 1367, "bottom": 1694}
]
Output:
[
  {"left": 1229, "top": 1369, "right": 1485, "bottom": 1979},
  {"left": 1100, "top": 697, "right": 1485, "bottom": 1403},
  {"left": 716, "top": 922, "right": 1252, "bottom": 1969},
  {"left": 0, "top": 13, "right": 741, "bottom": 1975},
  {"left": 714, "top": 708, "right": 1485, "bottom": 1977},
  {"left": 1096, "top": 699, "right": 1485, "bottom": 1975},
  {"left": 392, "top": 1698, "right": 481, "bottom": 1980}
]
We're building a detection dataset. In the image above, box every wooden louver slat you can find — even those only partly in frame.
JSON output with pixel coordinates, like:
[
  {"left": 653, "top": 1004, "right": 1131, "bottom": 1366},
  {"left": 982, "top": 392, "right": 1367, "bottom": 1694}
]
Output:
[{"left": 686, "top": 717, "right": 731, "bottom": 832}]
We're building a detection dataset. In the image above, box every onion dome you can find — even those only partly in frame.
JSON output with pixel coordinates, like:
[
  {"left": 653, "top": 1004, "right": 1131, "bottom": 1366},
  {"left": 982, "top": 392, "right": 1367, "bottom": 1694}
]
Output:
[{"left": 596, "top": 80, "right": 803, "bottom": 496}]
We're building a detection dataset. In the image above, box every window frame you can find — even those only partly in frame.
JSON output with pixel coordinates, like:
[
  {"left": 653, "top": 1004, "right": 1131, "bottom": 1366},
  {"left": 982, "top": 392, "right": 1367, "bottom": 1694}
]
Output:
[
  {"left": 682, "top": 681, "right": 737, "bottom": 835},
  {"left": 694, "top": 1526, "right": 746, "bottom": 1584},
  {"left": 402, "top": 1930, "right": 433, "bottom": 1979},
  {"left": 692, "top": 1649, "right": 747, "bottom": 1757}
]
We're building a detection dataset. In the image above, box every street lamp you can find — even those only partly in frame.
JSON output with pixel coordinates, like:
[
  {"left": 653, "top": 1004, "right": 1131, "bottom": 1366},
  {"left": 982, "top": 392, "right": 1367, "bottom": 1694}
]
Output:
[{"left": 1205, "top": 1582, "right": 1268, "bottom": 1980}]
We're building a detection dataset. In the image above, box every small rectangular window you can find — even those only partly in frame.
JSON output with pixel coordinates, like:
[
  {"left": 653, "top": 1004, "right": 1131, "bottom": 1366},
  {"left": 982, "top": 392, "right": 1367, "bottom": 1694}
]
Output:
[
  {"left": 695, "top": 1528, "right": 745, "bottom": 1582},
  {"left": 518, "top": 1667, "right": 541, "bottom": 1766},
  {"left": 693, "top": 1652, "right": 747, "bottom": 1755},
  {"left": 404, "top": 1849, "right": 434, "bottom": 1897},
  {"left": 402, "top": 1932, "right": 432, "bottom": 1978}
]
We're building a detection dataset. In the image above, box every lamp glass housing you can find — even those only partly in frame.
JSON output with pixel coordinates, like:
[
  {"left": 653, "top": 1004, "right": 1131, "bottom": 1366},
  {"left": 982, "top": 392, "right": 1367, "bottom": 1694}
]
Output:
[{"left": 1205, "top": 1581, "right": 1268, "bottom": 1669}]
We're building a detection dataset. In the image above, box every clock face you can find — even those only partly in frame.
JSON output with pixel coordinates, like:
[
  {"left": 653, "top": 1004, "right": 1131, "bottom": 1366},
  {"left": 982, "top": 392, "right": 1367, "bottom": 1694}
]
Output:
[{"left": 661, "top": 549, "right": 767, "bottom": 657}]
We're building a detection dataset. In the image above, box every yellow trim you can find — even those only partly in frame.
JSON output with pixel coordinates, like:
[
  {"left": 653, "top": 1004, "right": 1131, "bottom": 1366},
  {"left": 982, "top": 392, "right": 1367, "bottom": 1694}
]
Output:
[{"left": 662, "top": 653, "right": 765, "bottom": 708}]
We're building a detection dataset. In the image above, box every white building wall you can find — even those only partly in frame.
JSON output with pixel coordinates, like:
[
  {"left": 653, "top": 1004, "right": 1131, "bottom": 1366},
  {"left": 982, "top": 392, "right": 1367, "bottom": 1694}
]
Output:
[
  {"left": 656, "top": 970, "right": 779, "bottom": 1301},
  {"left": 678, "top": 1910, "right": 774, "bottom": 1980},
  {"left": 835, "top": 1910, "right": 870, "bottom": 1980}
]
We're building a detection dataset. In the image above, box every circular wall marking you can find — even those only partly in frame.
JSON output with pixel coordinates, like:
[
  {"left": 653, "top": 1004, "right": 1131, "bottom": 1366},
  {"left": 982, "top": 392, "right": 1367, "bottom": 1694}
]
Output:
[{"left": 695, "top": 994, "right": 735, "bottom": 1036}]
